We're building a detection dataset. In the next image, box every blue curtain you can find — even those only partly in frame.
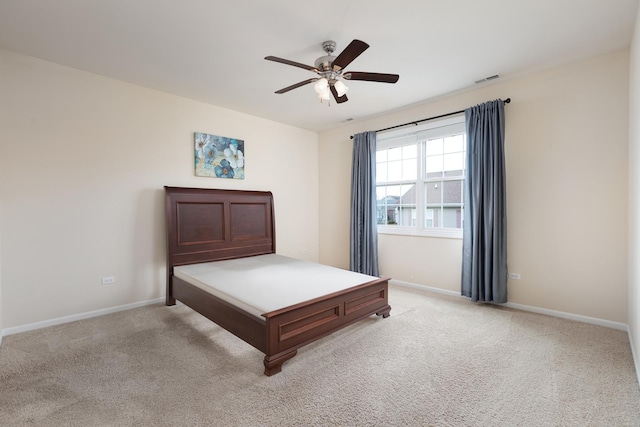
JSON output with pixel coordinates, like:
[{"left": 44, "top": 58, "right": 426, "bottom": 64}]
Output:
[
  {"left": 350, "top": 131, "right": 379, "bottom": 276},
  {"left": 461, "top": 100, "right": 508, "bottom": 303}
]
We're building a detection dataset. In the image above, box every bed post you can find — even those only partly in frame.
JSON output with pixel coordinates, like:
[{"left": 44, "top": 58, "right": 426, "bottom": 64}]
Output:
[
  {"left": 165, "top": 186, "right": 176, "bottom": 306},
  {"left": 376, "top": 306, "right": 391, "bottom": 318},
  {"left": 263, "top": 351, "right": 298, "bottom": 376},
  {"left": 166, "top": 268, "right": 176, "bottom": 306}
]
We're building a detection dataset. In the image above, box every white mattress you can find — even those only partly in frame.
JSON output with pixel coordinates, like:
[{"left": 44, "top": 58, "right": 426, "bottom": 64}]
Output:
[{"left": 173, "top": 254, "right": 379, "bottom": 319}]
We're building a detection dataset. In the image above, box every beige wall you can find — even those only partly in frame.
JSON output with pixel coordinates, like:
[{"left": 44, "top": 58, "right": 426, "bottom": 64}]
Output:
[
  {"left": 0, "top": 199, "right": 3, "bottom": 343},
  {"left": 629, "top": 6, "right": 640, "bottom": 376},
  {"left": 319, "top": 50, "right": 629, "bottom": 324},
  {"left": 0, "top": 49, "right": 319, "bottom": 329},
  {"left": 0, "top": 44, "right": 633, "bottom": 334}
]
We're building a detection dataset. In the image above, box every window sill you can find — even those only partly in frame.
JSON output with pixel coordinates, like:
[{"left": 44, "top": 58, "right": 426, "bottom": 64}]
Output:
[{"left": 377, "top": 226, "right": 463, "bottom": 239}]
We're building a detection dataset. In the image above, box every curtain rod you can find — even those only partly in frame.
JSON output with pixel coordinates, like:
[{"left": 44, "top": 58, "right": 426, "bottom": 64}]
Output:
[{"left": 349, "top": 98, "right": 511, "bottom": 139}]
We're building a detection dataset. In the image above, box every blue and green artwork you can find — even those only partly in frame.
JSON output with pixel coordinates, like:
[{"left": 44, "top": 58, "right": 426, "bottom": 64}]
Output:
[{"left": 194, "top": 132, "right": 245, "bottom": 179}]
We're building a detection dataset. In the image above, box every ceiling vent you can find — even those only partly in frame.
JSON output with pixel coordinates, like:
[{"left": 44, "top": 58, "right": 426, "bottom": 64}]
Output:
[{"left": 475, "top": 74, "right": 500, "bottom": 84}]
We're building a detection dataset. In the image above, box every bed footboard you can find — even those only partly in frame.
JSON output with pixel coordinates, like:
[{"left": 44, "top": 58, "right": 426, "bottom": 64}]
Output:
[{"left": 262, "top": 277, "right": 390, "bottom": 375}]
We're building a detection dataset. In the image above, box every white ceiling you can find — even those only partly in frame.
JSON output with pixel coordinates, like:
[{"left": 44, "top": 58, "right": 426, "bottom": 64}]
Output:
[{"left": 0, "top": 0, "right": 637, "bottom": 132}]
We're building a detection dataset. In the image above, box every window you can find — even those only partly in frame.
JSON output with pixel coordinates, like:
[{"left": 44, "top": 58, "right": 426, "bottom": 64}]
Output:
[{"left": 376, "top": 115, "right": 466, "bottom": 238}]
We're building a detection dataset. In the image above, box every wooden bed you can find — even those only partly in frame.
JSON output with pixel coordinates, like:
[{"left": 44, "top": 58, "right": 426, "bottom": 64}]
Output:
[{"left": 165, "top": 186, "right": 391, "bottom": 376}]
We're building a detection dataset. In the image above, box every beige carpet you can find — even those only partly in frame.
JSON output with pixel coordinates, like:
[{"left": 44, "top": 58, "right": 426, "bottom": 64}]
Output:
[{"left": 1, "top": 284, "right": 639, "bottom": 426}]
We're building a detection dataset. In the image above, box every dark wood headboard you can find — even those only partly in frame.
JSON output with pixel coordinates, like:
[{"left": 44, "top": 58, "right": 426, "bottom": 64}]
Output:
[{"left": 165, "top": 186, "right": 276, "bottom": 272}]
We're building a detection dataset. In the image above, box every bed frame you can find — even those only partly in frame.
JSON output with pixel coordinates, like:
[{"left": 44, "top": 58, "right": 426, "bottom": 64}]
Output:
[{"left": 165, "top": 186, "right": 391, "bottom": 375}]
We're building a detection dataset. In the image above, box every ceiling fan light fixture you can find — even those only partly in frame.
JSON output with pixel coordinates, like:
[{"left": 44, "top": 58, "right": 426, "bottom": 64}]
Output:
[
  {"left": 334, "top": 80, "right": 349, "bottom": 97},
  {"left": 314, "top": 78, "right": 329, "bottom": 94},
  {"left": 318, "top": 87, "right": 331, "bottom": 101}
]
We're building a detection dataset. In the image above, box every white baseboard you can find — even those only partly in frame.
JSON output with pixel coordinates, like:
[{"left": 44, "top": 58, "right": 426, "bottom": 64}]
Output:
[
  {"left": 503, "top": 301, "right": 628, "bottom": 331},
  {"left": 390, "top": 279, "right": 460, "bottom": 297},
  {"left": 629, "top": 331, "right": 640, "bottom": 390},
  {"left": 390, "top": 279, "right": 628, "bottom": 331},
  {"left": 0, "top": 297, "right": 165, "bottom": 339}
]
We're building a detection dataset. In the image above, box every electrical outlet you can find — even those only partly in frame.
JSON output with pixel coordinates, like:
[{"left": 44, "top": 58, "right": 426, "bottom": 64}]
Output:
[
  {"left": 508, "top": 273, "right": 521, "bottom": 280},
  {"left": 101, "top": 276, "right": 115, "bottom": 285}
]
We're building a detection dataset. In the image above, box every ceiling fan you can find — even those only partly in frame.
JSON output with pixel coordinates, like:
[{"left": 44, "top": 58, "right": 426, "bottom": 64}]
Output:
[{"left": 265, "top": 39, "right": 399, "bottom": 104}]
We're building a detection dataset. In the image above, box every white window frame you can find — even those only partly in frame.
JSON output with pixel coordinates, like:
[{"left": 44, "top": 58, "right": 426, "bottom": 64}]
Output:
[{"left": 376, "top": 115, "right": 466, "bottom": 239}]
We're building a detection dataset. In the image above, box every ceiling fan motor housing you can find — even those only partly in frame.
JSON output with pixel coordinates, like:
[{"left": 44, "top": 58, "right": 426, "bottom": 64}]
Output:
[
  {"left": 314, "top": 55, "right": 336, "bottom": 72},
  {"left": 315, "top": 40, "right": 337, "bottom": 72}
]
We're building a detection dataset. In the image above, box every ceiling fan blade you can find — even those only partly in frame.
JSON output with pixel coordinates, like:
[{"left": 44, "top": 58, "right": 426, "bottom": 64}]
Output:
[
  {"left": 330, "top": 85, "right": 348, "bottom": 103},
  {"left": 343, "top": 72, "right": 399, "bottom": 83},
  {"left": 274, "top": 78, "right": 318, "bottom": 94},
  {"left": 265, "top": 56, "right": 319, "bottom": 72},
  {"left": 332, "top": 39, "right": 369, "bottom": 71}
]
